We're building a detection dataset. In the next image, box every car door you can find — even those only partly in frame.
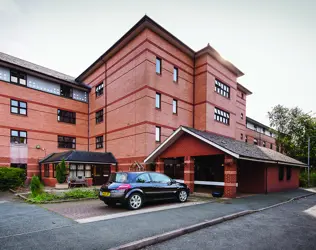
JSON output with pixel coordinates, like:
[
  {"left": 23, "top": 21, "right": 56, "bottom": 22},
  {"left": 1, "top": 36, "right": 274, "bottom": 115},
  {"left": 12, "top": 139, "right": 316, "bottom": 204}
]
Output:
[
  {"left": 134, "top": 173, "right": 155, "bottom": 201},
  {"left": 149, "top": 173, "right": 177, "bottom": 200}
]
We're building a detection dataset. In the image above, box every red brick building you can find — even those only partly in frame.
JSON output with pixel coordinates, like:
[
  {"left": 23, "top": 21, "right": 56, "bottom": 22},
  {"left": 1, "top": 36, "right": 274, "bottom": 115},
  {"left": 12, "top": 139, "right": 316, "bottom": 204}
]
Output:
[{"left": 0, "top": 15, "right": 305, "bottom": 196}]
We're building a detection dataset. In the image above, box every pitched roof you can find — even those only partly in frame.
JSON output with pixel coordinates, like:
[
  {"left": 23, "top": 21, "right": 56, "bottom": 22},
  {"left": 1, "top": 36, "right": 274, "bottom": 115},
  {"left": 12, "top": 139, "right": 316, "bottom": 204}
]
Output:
[
  {"left": 76, "top": 15, "right": 243, "bottom": 81},
  {"left": 144, "top": 126, "right": 306, "bottom": 167},
  {"left": 0, "top": 52, "right": 89, "bottom": 89},
  {"left": 39, "top": 150, "right": 117, "bottom": 164}
]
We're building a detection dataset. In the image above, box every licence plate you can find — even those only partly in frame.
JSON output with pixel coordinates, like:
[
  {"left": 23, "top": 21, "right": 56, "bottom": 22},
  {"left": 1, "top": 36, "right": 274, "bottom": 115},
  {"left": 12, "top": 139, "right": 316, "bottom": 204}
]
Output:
[{"left": 100, "top": 191, "right": 110, "bottom": 197}]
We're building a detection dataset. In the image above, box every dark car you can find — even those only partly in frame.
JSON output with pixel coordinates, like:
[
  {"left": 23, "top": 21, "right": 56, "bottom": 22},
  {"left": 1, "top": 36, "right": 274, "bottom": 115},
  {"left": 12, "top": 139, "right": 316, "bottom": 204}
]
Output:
[{"left": 99, "top": 172, "right": 190, "bottom": 210}]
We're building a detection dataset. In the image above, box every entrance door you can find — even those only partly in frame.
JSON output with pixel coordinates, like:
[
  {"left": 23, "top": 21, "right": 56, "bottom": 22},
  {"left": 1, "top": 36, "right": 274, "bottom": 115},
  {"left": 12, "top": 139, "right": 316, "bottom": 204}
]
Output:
[{"left": 92, "top": 165, "right": 111, "bottom": 185}]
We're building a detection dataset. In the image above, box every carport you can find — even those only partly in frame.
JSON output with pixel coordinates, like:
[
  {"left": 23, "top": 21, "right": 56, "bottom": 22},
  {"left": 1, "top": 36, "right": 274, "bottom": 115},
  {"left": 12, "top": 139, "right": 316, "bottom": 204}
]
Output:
[{"left": 144, "top": 126, "right": 306, "bottom": 198}]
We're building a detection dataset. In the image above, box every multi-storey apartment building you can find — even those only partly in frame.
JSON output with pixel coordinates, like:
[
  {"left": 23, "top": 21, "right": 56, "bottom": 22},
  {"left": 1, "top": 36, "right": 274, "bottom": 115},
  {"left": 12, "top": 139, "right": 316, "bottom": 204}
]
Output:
[{"left": 0, "top": 16, "right": 304, "bottom": 197}]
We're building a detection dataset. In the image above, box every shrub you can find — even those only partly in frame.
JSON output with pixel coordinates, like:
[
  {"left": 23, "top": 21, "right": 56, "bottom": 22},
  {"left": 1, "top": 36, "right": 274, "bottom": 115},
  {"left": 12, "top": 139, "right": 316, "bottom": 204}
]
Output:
[
  {"left": 0, "top": 167, "right": 26, "bottom": 190},
  {"left": 300, "top": 170, "right": 316, "bottom": 187},
  {"left": 63, "top": 188, "right": 98, "bottom": 199},
  {"left": 30, "top": 175, "right": 43, "bottom": 197},
  {"left": 56, "top": 159, "right": 67, "bottom": 184}
]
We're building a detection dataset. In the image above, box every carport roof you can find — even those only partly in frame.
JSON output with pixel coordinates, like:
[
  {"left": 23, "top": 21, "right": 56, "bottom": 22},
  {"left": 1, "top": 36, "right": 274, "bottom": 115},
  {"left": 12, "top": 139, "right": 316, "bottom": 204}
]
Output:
[
  {"left": 39, "top": 150, "right": 117, "bottom": 164},
  {"left": 144, "top": 126, "right": 306, "bottom": 167}
]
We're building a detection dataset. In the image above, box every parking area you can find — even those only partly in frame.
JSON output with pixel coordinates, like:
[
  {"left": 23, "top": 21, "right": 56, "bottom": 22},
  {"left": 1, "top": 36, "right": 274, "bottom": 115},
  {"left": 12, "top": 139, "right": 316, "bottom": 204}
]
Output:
[{"left": 40, "top": 195, "right": 211, "bottom": 221}]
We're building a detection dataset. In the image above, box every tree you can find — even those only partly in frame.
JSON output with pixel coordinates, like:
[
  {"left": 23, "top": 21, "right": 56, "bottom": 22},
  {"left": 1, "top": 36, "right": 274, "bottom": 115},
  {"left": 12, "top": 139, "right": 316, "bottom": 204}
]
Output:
[
  {"left": 56, "top": 159, "right": 67, "bottom": 184},
  {"left": 30, "top": 175, "right": 43, "bottom": 197},
  {"left": 268, "top": 105, "right": 316, "bottom": 166}
]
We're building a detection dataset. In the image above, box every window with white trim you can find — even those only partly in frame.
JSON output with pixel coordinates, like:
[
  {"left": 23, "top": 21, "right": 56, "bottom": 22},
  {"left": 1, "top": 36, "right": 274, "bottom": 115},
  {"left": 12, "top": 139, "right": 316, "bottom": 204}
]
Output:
[
  {"left": 214, "top": 107, "right": 230, "bottom": 125},
  {"left": 215, "top": 79, "right": 230, "bottom": 98},
  {"left": 155, "top": 126, "right": 161, "bottom": 142}
]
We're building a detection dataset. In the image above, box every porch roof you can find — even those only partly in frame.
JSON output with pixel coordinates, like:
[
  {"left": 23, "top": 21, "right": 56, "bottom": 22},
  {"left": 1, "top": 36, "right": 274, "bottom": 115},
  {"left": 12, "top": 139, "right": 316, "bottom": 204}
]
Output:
[
  {"left": 144, "top": 126, "right": 307, "bottom": 167},
  {"left": 39, "top": 150, "right": 117, "bottom": 165}
]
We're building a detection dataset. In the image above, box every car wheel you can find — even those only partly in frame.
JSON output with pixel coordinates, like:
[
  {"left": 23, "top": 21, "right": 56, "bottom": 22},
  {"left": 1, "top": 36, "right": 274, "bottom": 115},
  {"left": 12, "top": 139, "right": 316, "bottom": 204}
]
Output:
[
  {"left": 127, "top": 193, "right": 143, "bottom": 210},
  {"left": 178, "top": 190, "right": 188, "bottom": 202}
]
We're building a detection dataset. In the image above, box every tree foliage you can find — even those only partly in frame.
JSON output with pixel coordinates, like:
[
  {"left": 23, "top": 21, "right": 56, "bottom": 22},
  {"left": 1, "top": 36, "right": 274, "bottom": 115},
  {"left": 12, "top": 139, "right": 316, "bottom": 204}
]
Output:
[
  {"left": 56, "top": 159, "right": 67, "bottom": 184},
  {"left": 268, "top": 105, "right": 316, "bottom": 166},
  {"left": 30, "top": 175, "right": 43, "bottom": 197}
]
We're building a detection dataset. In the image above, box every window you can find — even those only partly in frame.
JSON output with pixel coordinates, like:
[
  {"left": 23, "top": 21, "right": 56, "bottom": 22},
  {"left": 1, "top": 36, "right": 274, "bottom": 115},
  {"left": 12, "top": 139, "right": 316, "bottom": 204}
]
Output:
[
  {"left": 11, "top": 130, "right": 27, "bottom": 144},
  {"left": 60, "top": 85, "right": 73, "bottom": 98},
  {"left": 279, "top": 166, "right": 284, "bottom": 181},
  {"left": 96, "top": 82, "right": 104, "bottom": 97},
  {"left": 155, "top": 126, "right": 161, "bottom": 142},
  {"left": 156, "top": 57, "right": 161, "bottom": 74},
  {"left": 53, "top": 164, "right": 57, "bottom": 178},
  {"left": 240, "top": 133, "right": 243, "bottom": 140},
  {"left": 10, "top": 70, "right": 26, "bottom": 85},
  {"left": 173, "top": 67, "right": 178, "bottom": 82},
  {"left": 172, "top": 99, "right": 177, "bottom": 114},
  {"left": 58, "top": 109, "right": 76, "bottom": 124},
  {"left": 69, "top": 164, "right": 91, "bottom": 179},
  {"left": 270, "top": 143, "right": 273, "bottom": 149},
  {"left": 215, "top": 79, "right": 230, "bottom": 98},
  {"left": 96, "top": 109, "right": 104, "bottom": 124},
  {"left": 11, "top": 100, "right": 27, "bottom": 115},
  {"left": 155, "top": 93, "right": 161, "bottom": 109},
  {"left": 96, "top": 136, "right": 103, "bottom": 149},
  {"left": 44, "top": 164, "right": 49, "bottom": 177},
  {"left": 286, "top": 166, "right": 292, "bottom": 180},
  {"left": 241, "top": 113, "right": 244, "bottom": 120},
  {"left": 254, "top": 138, "right": 258, "bottom": 145},
  {"left": 263, "top": 141, "right": 266, "bottom": 147},
  {"left": 136, "top": 173, "right": 151, "bottom": 183},
  {"left": 149, "top": 173, "right": 171, "bottom": 184},
  {"left": 58, "top": 136, "right": 76, "bottom": 149},
  {"left": 245, "top": 135, "right": 248, "bottom": 143},
  {"left": 214, "top": 107, "right": 230, "bottom": 125}
]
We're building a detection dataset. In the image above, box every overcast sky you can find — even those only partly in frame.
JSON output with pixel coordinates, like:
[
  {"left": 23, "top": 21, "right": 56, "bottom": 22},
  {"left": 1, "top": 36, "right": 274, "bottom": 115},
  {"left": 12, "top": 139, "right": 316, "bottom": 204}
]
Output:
[{"left": 1, "top": 0, "right": 315, "bottom": 125}]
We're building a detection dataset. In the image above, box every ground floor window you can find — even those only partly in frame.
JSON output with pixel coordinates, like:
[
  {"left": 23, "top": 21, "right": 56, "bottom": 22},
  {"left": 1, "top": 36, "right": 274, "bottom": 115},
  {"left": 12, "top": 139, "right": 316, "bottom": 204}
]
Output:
[
  {"left": 44, "top": 164, "right": 49, "bottom": 177},
  {"left": 10, "top": 163, "right": 27, "bottom": 170},
  {"left": 286, "top": 166, "right": 292, "bottom": 180},
  {"left": 69, "top": 164, "right": 92, "bottom": 179},
  {"left": 279, "top": 166, "right": 284, "bottom": 181}
]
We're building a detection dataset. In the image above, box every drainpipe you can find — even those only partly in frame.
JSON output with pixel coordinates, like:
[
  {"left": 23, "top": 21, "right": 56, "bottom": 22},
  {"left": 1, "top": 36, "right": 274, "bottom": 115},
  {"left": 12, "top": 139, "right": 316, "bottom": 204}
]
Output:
[{"left": 193, "top": 55, "right": 196, "bottom": 128}]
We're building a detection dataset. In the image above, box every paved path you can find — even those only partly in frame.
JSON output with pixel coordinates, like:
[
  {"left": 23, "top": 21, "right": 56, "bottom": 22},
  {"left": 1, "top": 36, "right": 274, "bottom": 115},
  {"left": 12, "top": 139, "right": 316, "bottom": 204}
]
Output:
[
  {"left": 144, "top": 195, "right": 316, "bottom": 250},
  {"left": 0, "top": 189, "right": 314, "bottom": 249}
]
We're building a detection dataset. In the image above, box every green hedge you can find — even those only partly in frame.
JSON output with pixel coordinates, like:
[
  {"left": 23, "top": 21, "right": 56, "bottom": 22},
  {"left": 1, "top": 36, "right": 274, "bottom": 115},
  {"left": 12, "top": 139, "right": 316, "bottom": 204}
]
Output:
[
  {"left": 0, "top": 167, "right": 26, "bottom": 190},
  {"left": 300, "top": 170, "right": 316, "bottom": 187}
]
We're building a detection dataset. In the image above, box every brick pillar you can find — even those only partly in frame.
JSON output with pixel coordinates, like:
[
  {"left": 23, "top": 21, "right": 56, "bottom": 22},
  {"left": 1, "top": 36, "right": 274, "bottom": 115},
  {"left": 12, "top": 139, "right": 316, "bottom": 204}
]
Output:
[
  {"left": 156, "top": 158, "right": 164, "bottom": 173},
  {"left": 224, "top": 155, "right": 237, "bottom": 198},
  {"left": 184, "top": 156, "right": 194, "bottom": 193}
]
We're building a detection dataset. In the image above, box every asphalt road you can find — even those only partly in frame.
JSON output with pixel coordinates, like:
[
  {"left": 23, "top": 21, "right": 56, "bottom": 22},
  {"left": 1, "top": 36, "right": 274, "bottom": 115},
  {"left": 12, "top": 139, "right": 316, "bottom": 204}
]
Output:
[{"left": 144, "top": 195, "right": 316, "bottom": 250}]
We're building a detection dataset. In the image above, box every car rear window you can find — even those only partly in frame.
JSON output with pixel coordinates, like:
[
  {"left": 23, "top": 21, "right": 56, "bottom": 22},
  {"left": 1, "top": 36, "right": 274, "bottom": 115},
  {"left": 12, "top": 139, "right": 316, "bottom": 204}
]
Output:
[{"left": 109, "top": 173, "right": 130, "bottom": 183}]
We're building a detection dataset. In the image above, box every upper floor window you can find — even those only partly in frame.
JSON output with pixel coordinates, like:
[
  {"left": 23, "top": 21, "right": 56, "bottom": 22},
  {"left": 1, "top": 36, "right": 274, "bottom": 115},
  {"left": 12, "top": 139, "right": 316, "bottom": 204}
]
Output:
[
  {"left": 241, "top": 113, "right": 244, "bottom": 120},
  {"left": 263, "top": 141, "right": 266, "bottom": 147},
  {"left": 58, "top": 136, "right": 76, "bottom": 149},
  {"left": 173, "top": 67, "right": 178, "bottom": 82},
  {"left": 254, "top": 138, "right": 258, "bottom": 145},
  {"left": 96, "top": 82, "right": 104, "bottom": 97},
  {"left": 96, "top": 136, "right": 103, "bottom": 149},
  {"left": 58, "top": 109, "right": 76, "bottom": 124},
  {"left": 96, "top": 109, "right": 104, "bottom": 124},
  {"left": 155, "top": 126, "right": 161, "bottom": 142},
  {"left": 155, "top": 93, "right": 161, "bottom": 109},
  {"left": 60, "top": 85, "right": 73, "bottom": 98},
  {"left": 10, "top": 70, "right": 26, "bottom": 86},
  {"left": 215, "top": 79, "right": 230, "bottom": 98},
  {"left": 156, "top": 57, "right": 161, "bottom": 74},
  {"left": 11, "top": 130, "right": 27, "bottom": 144},
  {"left": 11, "top": 100, "right": 27, "bottom": 115},
  {"left": 214, "top": 107, "right": 230, "bottom": 125},
  {"left": 172, "top": 99, "right": 177, "bottom": 114}
]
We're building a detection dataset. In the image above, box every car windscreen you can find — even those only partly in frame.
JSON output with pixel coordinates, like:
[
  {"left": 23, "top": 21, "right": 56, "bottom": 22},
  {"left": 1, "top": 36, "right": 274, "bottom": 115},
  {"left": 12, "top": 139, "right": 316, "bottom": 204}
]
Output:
[{"left": 109, "top": 173, "right": 130, "bottom": 183}]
